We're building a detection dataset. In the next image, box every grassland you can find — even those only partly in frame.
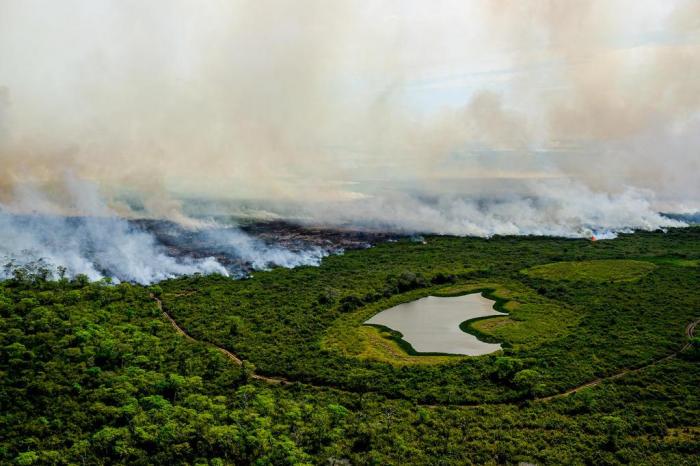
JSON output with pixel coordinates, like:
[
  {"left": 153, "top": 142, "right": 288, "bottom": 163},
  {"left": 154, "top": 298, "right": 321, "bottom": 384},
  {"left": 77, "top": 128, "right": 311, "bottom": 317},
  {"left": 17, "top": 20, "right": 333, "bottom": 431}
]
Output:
[
  {"left": 521, "top": 259, "right": 657, "bottom": 282},
  {"left": 643, "top": 257, "right": 699, "bottom": 268},
  {"left": 323, "top": 282, "right": 582, "bottom": 365},
  {"left": 441, "top": 283, "right": 582, "bottom": 350},
  {"left": 353, "top": 325, "right": 460, "bottom": 365}
]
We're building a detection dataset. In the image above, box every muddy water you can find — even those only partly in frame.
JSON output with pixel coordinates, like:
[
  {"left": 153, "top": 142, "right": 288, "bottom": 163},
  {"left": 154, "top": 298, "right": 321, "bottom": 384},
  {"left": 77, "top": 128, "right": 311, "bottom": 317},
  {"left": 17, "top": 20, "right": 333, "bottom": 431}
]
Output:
[{"left": 365, "top": 293, "right": 505, "bottom": 356}]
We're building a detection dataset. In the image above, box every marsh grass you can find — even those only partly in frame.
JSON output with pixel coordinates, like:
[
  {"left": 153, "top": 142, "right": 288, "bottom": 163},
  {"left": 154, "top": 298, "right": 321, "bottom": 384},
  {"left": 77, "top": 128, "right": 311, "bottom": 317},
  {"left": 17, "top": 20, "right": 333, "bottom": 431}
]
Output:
[
  {"left": 641, "top": 257, "right": 699, "bottom": 268},
  {"left": 522, "top": 259, "right": 657, "bottom": 282}
]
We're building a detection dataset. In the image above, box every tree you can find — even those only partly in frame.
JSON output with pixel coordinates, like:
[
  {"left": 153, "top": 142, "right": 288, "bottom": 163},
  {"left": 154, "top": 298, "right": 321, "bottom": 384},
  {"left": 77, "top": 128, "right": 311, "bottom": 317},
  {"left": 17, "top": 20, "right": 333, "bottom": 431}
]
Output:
[
  {"left": 493, "top": 357, "right": 523, "bottom": 381},
  {"left": 513, "top": 369, "right": 541, "bottom": 396},
  {"left": 601, "top": 415, "right": 628, "bottom": 451},
  {"left": 15, "top": 451, "right": 39, "bottom": 465}
]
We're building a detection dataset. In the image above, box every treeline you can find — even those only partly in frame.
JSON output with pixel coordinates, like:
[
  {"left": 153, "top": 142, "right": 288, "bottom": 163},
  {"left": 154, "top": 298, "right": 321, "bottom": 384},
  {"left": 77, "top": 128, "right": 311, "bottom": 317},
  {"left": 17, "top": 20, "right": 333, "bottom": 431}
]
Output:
[{"left": 331, "top": 270, "right": 462, "bottom": 313}]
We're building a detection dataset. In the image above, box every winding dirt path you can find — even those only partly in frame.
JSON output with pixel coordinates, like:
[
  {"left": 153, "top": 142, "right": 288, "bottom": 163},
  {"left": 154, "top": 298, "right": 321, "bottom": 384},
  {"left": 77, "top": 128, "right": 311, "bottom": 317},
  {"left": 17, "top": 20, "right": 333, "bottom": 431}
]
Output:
[
  {"left": 153, "top": 293, "right": 698, "bottom": 405},
  {"left": 538, "top": 317, "right": 698, "bottom": 402},
  {"left": 153, "top": 295, "right": 289, "bottom": 385}
]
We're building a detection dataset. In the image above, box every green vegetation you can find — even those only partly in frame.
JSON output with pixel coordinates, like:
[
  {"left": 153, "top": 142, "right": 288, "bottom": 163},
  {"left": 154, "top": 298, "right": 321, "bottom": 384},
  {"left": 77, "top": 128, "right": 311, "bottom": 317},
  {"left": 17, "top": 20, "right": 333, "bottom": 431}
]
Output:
[
  {"left": 159, "top": 230, "right": 700, "bottom": 403},
  {"left": 448, "top": 283, "right": 582, "bottom": 350},
  {"left": 352, "top": 325, "right": 459, "bottom": 365},
  {"left": 1, "top": 227, "right": 699, "bottom": 464},
  {"left": 643, "top": 257, "right": 699, "bottom": 268},
  {"left": 522, "top": 259, "right": 657, "bottom": 282},
  {"left": 322, "top": 286, "right": 473, "bottom": 365},
  {"left": 325, "top": 283, "right": 580, "bottom": 363}
]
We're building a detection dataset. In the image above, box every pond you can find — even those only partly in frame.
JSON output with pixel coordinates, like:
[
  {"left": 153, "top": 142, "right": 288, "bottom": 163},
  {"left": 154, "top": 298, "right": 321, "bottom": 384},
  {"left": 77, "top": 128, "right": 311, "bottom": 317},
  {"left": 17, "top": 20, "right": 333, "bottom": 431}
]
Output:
[{"left": 364, "top": 293, "right": 506, "bottom": 356}]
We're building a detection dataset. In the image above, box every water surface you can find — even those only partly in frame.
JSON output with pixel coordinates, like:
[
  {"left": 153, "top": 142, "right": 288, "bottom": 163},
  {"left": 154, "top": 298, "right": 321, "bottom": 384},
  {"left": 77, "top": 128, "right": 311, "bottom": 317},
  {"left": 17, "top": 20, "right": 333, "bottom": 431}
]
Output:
[{"left": 365, "top": 293, "right": 505, "bottom": 356}]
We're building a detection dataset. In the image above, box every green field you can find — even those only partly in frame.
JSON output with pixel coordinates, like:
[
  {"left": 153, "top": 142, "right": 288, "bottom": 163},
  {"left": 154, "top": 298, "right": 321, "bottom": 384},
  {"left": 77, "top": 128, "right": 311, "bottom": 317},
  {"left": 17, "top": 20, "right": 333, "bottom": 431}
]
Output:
[
  {"left": 521, "top": 259, "right": 657, "bottom": 282},
  {"left": 1, "top": 227, "right": 699, "bottom": 464}
]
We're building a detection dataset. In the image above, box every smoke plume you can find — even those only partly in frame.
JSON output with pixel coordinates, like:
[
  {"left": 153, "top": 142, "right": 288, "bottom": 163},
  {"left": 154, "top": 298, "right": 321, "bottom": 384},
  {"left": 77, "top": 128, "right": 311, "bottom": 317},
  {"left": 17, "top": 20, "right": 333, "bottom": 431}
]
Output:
[
  {"left": 0, "top": 1, "right": 698, "bottom": 281},
  {"left": 0, "top": 177, "right": 327, "bottom": 284}
]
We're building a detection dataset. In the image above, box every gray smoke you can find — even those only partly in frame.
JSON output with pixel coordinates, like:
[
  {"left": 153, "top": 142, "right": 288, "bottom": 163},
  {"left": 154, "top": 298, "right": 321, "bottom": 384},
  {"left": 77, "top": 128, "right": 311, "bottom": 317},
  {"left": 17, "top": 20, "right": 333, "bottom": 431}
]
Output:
[
  {"left": 0, "top": 212, "right": 227, "bottom": 284},
  {"left": 199, "top": 227, "right": 328, "bottom": 270},
  {"left": 0, "top": 177, "right": 329, "bottom": 284},
  {"left": 289, "top": 179, "right": 686, "bottom": 237},
  {"left": 0, "top": 1, "right": 697, "bottom": 283},
  {"left": 1, "top": 1, "right": 698, "bottom": 209}
]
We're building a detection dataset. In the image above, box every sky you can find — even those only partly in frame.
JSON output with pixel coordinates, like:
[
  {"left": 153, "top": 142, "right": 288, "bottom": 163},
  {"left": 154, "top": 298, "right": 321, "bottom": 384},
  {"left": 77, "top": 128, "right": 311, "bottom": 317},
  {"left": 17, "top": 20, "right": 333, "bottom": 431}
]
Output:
[{"left": 1, "top": 0, "right": 699, "bottom": 222}]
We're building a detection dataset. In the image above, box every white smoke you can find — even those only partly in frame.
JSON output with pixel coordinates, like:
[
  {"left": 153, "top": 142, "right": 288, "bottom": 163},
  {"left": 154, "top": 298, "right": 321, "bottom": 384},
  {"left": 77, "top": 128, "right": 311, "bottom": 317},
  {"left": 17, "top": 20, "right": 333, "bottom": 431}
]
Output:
[
  {"left": 0, "top": 212, "right": 228, "bottom": 284},
  {"left": 0, "top": 2, "right": 696, "bottom": 283},
  {"left": 296, "top": 179, "right": 686, "bottom": 238},
  {"left": 1, "top": 1, "right": 698, "bottom": 209},
  {"left": 0, "top": 176, "right": 687, "bottom": 285},
  {"left": 200, "top": 228, "right": 328, "bottom": 270},
  {"left": 0, "top": 176, "right": 229, "bottom": 283},
  {"left": 0, "top": 177, "right": 331, "bottom": 284}
]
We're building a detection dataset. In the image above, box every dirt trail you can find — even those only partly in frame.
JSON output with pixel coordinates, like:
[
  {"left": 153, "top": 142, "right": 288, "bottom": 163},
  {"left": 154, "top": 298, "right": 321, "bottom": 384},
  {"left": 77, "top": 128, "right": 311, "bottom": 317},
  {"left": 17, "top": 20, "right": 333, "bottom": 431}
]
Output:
[
  {"left": 152, "top": 294, "right": 697, "bottom": 405},
  {"left": 152, "top": 295, "right": 289, "bottom": 385},
  {"left": 538, "top": 318, "right": 699, "bottom": 402}
]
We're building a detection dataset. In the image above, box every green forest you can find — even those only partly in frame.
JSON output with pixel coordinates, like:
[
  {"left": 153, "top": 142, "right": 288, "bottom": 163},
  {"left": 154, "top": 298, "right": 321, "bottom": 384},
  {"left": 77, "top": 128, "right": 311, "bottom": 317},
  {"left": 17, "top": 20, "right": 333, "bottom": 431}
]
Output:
[{"left": 1, "top": 227, "right": 699, "bottom": 465}]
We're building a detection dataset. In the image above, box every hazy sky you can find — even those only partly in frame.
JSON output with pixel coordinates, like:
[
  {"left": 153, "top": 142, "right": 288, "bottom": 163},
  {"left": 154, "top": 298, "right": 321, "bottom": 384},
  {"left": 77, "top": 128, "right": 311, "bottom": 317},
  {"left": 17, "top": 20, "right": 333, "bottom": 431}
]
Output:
[{"left": 1, "top": 0, "right": 699, "bottom": 216}]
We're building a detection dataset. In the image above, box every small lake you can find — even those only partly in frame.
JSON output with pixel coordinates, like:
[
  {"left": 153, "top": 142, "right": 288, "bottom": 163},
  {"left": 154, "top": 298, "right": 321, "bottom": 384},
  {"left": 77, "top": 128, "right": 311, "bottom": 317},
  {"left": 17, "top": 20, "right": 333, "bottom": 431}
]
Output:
[{"left": 364, "top": 293, "right": 506, "bottom": 356}]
